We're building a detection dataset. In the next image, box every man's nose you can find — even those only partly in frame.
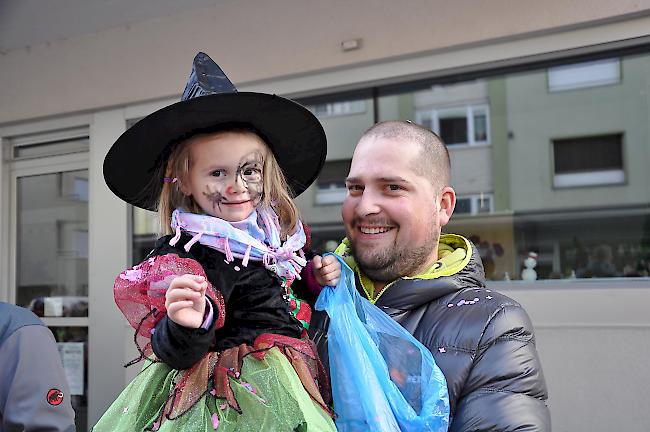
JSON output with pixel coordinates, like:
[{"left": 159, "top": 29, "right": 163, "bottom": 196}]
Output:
[{"left": 355, "top": 190, "right": 381, "bottom": 216}]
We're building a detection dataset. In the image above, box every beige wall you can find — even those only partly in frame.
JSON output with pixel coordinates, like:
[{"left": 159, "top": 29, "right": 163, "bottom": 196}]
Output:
[
  {"left": 87, "top": 109, "right": 130, "bottom": 427},
  {"left": 3, "top": 2, "right": 650, "bottom": 431},
  {"left": 2, "top": 0, "right": 650, "bottom": 124},
  {"left": 505, "top": 283, "right": 650, "bottom": 432},
  {"left": 448, "top": 146, "right": 493, "bottom": 195}
]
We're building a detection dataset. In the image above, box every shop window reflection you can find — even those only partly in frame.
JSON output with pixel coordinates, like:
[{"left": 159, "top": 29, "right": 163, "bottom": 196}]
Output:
[
  {"left": 16, "top": 170, "right": 88, "bottom": 316},
  {"left": 127, "top": 54, "right": 650, "bottom": 284},
  {"left": 449, "top": 211, "right": 650, "bottom": 281}
]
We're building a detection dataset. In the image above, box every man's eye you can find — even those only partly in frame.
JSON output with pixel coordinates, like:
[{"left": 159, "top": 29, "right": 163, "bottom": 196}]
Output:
[
  {"left": 347, "top": 184, "right": 362, "bottom": 192},
  {"left": 387, "top": 184, "right": 401, "bottom": 191}
]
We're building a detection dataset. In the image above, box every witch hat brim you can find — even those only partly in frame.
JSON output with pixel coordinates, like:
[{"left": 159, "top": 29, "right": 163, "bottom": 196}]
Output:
[{"left": 103, "top": 54, "right": 326, "bottom": 211}]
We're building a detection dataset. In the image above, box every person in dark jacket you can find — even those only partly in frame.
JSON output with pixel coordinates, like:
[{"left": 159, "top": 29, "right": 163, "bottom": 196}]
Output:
[
  {"left": 309, "top": 120, "right": 551, "bottom": 431},
  {"left": 0, "top": 302, "right": 76, "bottom": 432}
]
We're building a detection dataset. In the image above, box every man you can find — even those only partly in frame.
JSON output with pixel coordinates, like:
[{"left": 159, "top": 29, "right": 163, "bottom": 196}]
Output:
[
  {"left": 311, "top": 120, "right": 550, "bottom": 431},
  {"left": 0, "top": 302, "right": 76, "bottom": 432}
]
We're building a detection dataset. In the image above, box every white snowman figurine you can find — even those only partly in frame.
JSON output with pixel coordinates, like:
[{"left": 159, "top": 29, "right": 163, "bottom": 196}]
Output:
[{"left": 521, "top": 252, "right": 538, "bottom": 281}]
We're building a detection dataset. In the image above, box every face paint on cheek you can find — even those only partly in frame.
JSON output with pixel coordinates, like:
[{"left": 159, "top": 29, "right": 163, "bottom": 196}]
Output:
[
  {"left": 236, "top": 151, "right": 265, "bottom": 205},
  {"left": 203, "top": 183, "right": 227, "bottom": 211},
  {"left": 246, "top": 179, "right": 263, "bottom": 205}
]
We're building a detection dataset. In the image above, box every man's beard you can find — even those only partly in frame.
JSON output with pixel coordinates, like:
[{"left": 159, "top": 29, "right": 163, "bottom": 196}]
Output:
[{"left": 349, "top": 223, "right": 440, "bottom": 283}]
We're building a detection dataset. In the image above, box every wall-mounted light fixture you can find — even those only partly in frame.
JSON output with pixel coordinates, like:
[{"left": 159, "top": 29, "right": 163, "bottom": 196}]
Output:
[{"left": 341, "top": 38, "right": 362, "bottom": 52}]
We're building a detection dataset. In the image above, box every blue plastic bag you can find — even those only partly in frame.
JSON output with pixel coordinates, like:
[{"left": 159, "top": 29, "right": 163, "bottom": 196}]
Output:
[{"left": 315, "top": 254, "right": 449, "bottom": 432}]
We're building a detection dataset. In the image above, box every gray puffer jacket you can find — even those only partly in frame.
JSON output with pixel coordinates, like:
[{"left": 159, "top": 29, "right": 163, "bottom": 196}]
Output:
[{"left": 309, "top": 235, "right": 551, "bottom": 431}]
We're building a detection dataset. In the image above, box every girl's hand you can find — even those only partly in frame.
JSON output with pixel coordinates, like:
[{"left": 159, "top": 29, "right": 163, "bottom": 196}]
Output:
[
  {"left": 165, "top": 274, "right": 208, "bottom": 328},
  {"left": 312, "top": 255, "right": 341, "bottom": 287}
]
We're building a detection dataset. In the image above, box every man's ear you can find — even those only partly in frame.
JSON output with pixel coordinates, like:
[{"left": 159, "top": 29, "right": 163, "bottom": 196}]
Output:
[{"left": 437, "top": 186, "right": 456, "bottom": 227}]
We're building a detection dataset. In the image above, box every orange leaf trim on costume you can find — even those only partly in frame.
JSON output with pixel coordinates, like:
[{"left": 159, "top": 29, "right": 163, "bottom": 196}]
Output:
[{"left": 149, "top": 334, "right": 334, "bottom": 430}]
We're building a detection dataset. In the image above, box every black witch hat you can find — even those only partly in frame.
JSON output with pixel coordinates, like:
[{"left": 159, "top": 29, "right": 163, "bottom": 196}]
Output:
[{"left": 103, "top": 52, "right": 326, "bottom": 210}]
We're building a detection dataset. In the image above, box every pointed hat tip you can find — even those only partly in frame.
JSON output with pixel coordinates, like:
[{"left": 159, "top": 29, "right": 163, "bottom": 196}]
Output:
[{"left": 182, "top": 52, "right": 237, "bottom": 100}]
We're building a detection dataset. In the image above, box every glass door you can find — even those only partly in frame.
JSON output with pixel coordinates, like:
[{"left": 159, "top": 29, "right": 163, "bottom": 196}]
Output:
[{"left": 8, "top": 134, "right": 89, "bottom": 431}]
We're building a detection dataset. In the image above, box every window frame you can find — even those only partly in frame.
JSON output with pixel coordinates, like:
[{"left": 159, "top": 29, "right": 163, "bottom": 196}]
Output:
[
  {"left": 415, "top": 103, "right": 491, "bottom": 147},
  {"left": 314, "top": 160, "right": 352, "bottom": 206},
  {"left": 306, "top": 99, "right": 367, "bottom": 118},
  {"left": 6, "top": 127, "right": 89, "bottom": 161},
  {"left": 551, "top": 133, "right": 626, "bottom": 189},
  {"left": 454, "top": 193, "right": 495, "bottom": 216},
  {"left": 8, "top": 155, "right": 89, "bottom": 311},
  {"left": 547, "top": 57, "right": 621, "bottom": 93}
]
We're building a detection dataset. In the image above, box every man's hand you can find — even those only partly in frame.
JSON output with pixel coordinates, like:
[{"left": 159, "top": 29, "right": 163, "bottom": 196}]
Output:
[
  {"left": 165, "top": 274, "right": 208, "bottom": 328},
  {"left": 312, "top": 255, "right": 341, "bottom": 287}
]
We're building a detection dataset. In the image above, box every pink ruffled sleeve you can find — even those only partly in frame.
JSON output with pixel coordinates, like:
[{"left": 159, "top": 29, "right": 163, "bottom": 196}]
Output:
[{"left": 113, "top": 253, "right": 225, "bottom": 363}]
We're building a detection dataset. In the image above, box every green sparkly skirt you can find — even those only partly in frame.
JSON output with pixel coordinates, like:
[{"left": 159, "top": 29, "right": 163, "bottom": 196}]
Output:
[{"left": 92, "top": 347, "right": 336, "bottom": 432}]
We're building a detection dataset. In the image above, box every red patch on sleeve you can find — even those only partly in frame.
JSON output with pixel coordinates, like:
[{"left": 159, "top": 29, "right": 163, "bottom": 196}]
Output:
[{"left": 47, "top": 388, "right": 64, "bottom": 406}]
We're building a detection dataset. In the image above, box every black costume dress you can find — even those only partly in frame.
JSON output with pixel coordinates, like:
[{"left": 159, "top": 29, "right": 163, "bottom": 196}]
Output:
[{"left": 93, "top": 232, "right": 334, "bottom": 432}]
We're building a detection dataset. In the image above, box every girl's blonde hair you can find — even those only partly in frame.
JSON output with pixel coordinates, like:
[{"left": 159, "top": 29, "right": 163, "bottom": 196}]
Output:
[{"left": 157, "top": 128, "right": 299, "bottom": 238}]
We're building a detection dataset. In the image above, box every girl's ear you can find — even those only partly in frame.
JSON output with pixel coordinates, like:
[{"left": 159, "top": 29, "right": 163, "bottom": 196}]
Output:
[
  {"left": 177, "top": 177, "right": 191, "bottom": 196},
  {"left": 437, "top": 186, "right": 456, "bottom": 227}
]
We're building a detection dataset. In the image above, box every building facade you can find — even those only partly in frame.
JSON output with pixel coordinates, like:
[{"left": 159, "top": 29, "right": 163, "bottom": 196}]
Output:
[{"left": 1, "top": 2, "right": 650, "bottom": 430}]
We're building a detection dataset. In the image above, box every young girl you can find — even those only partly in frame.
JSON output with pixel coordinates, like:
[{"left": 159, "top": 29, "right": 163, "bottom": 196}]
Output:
[{"left": 95, "top": 53, "right": 339, "bottom": 431}]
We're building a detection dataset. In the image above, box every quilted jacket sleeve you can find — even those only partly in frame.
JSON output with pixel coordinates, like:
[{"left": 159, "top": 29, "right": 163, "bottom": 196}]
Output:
[{"left": 451, "top": 304, "right": 551, "bottom": 432}]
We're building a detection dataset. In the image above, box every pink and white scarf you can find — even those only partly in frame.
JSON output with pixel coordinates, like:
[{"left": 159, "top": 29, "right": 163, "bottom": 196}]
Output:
[{"left": 169, "top": 207, "right": 307, "bottom": 280}]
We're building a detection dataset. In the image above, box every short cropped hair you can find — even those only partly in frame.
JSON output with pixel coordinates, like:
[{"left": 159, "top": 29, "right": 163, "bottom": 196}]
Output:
[{"left": 360, "top": 120, "right": 450, "bottom": 188}]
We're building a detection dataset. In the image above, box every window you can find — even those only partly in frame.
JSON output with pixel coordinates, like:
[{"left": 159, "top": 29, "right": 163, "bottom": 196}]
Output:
[
  {"left": 132, "top": 207, "right": 159, "bottom": 264},
  {"left": 455, "top": 197, "right": 472, "bottom": 214},
  {"left": 548, "top": 58, "right": 620, "bottom": 92},
  {"left": 59, "top": 172, "right": 89, "bottom": 201},
  {"left": 416, "top": 104, "right": 490, "bottom": 146},
  {"left": 7, "top": 133, "right": 89, "bottom": 431},
  {"left": 315, "top": 160, "right": 351, "bottom": 205},
  {"left": 439, "top": 107, "right": 468, "bottom": 144},
  {"left": 306, "top": 100, "right": 366, "bottom": 118},
  {"left": 121, "top": 51, "right": 647, "bottom": 285},
  {"left": 454, "top": 194, "right": 493, "bottom": 215},
  {"left": 362, "top": 53, "right": 650, "bottom": 281},
  {"left": 552, "top": 134, "right": 624, "bottom": 188},
  {"left": 73, "top": 177, "right": 89, "bottom": 202},
  {"left": 16, "top": 169, "right": 89, "bottom": 314},
  {"left": 7, "top": 127, "right": 89, "bottom": 160}
]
